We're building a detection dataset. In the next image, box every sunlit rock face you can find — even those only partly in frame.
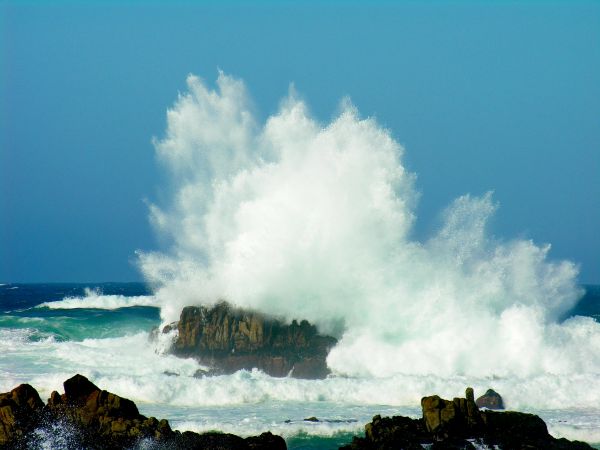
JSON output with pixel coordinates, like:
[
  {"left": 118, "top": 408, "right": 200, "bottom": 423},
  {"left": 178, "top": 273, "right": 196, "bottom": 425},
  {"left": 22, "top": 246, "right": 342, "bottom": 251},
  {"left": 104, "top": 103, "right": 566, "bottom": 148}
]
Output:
[{"left": 170, "top": 301, "right": 337, "bottom": 379}]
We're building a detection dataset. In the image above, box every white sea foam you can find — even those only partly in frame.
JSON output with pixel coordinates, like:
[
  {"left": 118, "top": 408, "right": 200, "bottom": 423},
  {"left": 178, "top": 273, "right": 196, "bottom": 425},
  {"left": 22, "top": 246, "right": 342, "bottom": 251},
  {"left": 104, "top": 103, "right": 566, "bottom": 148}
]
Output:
[
  {"left": 137, "top": 72, "right": 597, "bottom": 388},
  {"left": 38, "top": 288, "right": 159, "bottom": 310},
  {"left": 0, "top": 330, "right": 200, "bottom": 398},
  {"left": 3, "top": 323, "right": 599, "bottom": 412},
  {"left": 1, "top": 325, "right": 599, "bottom": 443},
  {"left": 171, "top": 416, "right": 363, "bottom": 439},
  {"left": 100, "top": 369, "right": 600, "bottom": 411}
]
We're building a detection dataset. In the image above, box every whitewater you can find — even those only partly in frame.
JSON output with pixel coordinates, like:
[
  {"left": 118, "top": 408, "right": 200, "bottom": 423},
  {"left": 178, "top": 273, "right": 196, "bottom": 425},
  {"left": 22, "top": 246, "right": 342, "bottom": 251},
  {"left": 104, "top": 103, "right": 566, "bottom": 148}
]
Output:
[{"left": 1, "top": 73, "right": 599, "bottom": 448}]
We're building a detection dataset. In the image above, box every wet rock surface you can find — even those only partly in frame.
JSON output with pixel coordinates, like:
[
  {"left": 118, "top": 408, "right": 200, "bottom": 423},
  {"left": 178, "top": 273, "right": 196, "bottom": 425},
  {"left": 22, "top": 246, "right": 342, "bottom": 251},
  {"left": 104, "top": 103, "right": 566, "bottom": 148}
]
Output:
[
  {"left": 0, "top": 374, "right": 286, "bottom": 449},
  {"left": 0, "top": 384, "right": 44, "bottom": 446},
  {"left": 169, "top": 301, "right": 337, "bottom": 379},
  {"left": 340, "top": 388, "right": 593, "bottom": 450}
]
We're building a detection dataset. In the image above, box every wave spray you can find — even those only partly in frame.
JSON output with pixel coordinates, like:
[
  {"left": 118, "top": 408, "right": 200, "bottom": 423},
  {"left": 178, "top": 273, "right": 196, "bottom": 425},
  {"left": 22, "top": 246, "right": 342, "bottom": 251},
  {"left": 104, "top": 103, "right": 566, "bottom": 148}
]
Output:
[{"left": 139, "top": 72, "right": 600, "bottom": 384}]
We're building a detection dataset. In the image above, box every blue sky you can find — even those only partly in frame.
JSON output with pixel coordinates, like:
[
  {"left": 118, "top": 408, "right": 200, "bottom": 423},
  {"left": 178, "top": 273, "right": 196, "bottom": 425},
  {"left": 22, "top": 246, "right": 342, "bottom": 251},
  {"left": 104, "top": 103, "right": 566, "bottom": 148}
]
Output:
[{"left": 1, "top": 1, "right": 599, "bottom": 283}]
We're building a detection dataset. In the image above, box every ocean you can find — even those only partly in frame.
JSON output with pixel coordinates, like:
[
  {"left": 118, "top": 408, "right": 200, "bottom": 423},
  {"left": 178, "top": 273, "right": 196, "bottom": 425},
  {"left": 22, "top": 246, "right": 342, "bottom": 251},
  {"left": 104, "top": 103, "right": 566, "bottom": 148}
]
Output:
[{"left": 1, "top": 282, "right": 599, "bottom": 449}]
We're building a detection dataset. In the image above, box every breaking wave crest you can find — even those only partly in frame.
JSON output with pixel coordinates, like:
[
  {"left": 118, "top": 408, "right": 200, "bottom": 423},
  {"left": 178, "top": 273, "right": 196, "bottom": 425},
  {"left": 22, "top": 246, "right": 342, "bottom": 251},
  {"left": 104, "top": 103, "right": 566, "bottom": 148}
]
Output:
[
  {"left": 39, "top": 288, "right": 159, "bottom": 310},
  {"left": 138, "top": 73, "right": 598, "bottom": 385}
]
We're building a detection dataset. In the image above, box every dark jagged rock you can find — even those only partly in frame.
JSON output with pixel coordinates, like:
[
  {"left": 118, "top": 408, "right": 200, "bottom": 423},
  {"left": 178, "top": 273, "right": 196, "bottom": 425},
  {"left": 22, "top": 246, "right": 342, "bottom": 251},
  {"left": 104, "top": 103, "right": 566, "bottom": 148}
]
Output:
[
  {"left": 172, "top": 430, "right": 286, "bottom": 450},
  {"left": 45, "top": 374, "right": 159, "bottom": 448},
  {"left": 0, "top": 374, "right": 287, "bottom": 450},
  {"left": 348, "top": 414, "right": 429, "bottom": 450},
  {"left": 63, "top": 373, "right": 102, "bottom": 404},
  {"left": 169, "top": 301, "right": 337, "bottom": 379},
  {"left": 0, "top": 384, "right": 44, "bottom": 445},
  {"left": 340, "top": 388, "right": 593, "bottom": 450},
  {"left": 476, "top": 388, "right": 505, "bottom": 410},
  {"left": 246, "top": 431, "right": 287, "bottom": 450},
  {"left": 193, "top": 367, "right": 223, "bottom": 378}
]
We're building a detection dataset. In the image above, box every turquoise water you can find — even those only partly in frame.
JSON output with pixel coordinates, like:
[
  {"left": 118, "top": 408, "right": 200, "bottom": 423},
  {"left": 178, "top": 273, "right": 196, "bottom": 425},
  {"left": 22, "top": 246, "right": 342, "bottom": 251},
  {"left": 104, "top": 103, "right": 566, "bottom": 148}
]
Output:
[
  {"left": 286, "top": 433, "right": 357, "bottom": 450},
  {"left": 0, "top": 305, "right": 159, "bottom": 341}
]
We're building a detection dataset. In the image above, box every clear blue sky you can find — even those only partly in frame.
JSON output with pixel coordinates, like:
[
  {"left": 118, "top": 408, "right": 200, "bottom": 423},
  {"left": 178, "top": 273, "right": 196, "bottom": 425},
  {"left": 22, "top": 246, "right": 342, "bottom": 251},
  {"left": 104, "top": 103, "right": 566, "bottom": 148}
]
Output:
[{"left": 1, "top": 1, "right": 598, "bottom": 283}]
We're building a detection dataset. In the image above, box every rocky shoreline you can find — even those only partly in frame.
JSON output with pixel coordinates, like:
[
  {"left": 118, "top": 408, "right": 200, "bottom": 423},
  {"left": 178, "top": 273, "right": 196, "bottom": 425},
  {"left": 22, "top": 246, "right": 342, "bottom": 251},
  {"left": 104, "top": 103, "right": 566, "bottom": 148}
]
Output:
[
  {"left": 1, "top": 375, "right": 594, "bottom": 449},
  {"left": 0, "top": 374, "right": 286, "bottom": 449},
  {"left": 342, "top": 388, "right": 592, "bottom": 450}
]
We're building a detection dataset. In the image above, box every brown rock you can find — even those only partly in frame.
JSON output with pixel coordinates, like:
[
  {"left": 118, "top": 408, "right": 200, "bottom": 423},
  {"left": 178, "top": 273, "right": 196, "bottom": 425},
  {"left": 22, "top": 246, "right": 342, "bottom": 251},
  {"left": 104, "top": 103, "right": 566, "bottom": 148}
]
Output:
[
  {"left": 475, "top": 388, "right": 504, "bottom": 410},
  {"left": 421, "top": 388, "right": 482, "bottom": 438},
  {"left": 343, "top": 388, "right": 593, "bottom": 450},
  {"left": 48, "top": 390, "right": 62, "bottom": 407},
  {"left": 9, "top": 384, "right": 44, "bottom": 411},
  {"left": 0, "top": 383, "right": 44, "bottom": 445},
  {"left": 421, "top": 395, "right": 447, "bottom": 433},
  {"left": 43, "top": 374, "right": 171, "bottom": 447},
  {"left": 63, "top": 373, "right": 101, "bottom": 405},
  {"left": 0, "top": 375, "right": 287, "bottom": 449},
  {"left": 171, "top": 301, "right": 337, "bottom": 379}
]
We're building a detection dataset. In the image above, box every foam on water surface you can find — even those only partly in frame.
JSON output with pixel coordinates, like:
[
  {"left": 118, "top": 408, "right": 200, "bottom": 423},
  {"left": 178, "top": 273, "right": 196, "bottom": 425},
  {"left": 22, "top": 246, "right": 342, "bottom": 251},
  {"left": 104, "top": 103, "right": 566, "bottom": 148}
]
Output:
[
  {"left": 38, "top": 287, "right": 159, "bottom": 310},
  {"left": 1, "top": 317, "right": 600, "bottom": 445}
]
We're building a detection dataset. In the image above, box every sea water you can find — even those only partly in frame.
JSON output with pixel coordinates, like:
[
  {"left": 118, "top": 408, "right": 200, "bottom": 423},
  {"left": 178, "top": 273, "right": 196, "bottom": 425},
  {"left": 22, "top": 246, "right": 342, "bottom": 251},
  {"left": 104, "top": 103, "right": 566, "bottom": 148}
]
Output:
[{"left": 1, "top": 283, "right": 599, "bottom": 449}]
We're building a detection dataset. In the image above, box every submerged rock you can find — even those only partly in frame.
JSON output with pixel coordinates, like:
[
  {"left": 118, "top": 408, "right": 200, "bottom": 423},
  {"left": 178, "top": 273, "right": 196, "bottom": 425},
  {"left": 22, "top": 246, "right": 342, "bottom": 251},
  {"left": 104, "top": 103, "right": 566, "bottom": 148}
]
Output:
[
  {"left": 193, "top": 367, "right": 223, "bottom": 378},
  {"left": 341, "top": 388, "right": 593, "bottom": 450},
  {"left": 0, "top": 374, "right": 286, "bottom": 449},
  {"left": 170, "top": 301, "right": 337, "bottom": 379},
  {"left": 475, "top": 388, "right": 505, "bottom": 410}
]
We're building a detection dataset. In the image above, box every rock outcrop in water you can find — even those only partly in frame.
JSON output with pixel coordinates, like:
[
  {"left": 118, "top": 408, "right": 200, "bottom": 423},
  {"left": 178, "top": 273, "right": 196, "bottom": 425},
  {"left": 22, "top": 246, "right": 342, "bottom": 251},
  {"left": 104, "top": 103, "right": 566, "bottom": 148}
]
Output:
[
  {"left": 475, "top": 388, "right": 504, "bottom": 410},
  {"left": 167, "top": 301, "right": 337, "bottom": 379},
  {"left": 340, "top": 388, "right": 592, "bottom": 450},
  {"left": 0, "top": 374, "right": 286, "bottom": 449}
]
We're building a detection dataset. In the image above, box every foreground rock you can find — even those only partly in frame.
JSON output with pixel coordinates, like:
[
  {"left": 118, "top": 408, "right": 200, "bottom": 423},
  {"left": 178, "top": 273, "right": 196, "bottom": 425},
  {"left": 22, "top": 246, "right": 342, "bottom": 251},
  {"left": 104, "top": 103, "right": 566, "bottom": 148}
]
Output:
[
  {"left": 0, "top": 374, "right": 286, "bottom": 449},
  {"left": 341, "top": 388, "right": 592, "bottom": 450},
  {"left": 167, "top": 301, "right": 337, "bottom": 379},
  {"left": 0, "top": 384, "right": 44, "bottom": 446}
]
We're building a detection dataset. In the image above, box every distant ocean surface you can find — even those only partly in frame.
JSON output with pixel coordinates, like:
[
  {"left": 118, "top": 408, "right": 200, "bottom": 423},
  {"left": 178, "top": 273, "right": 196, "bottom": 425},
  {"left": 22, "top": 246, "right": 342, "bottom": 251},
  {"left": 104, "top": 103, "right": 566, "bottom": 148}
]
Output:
[{"left": 1, "top": 283, "right": 599, "bottom": 449}]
